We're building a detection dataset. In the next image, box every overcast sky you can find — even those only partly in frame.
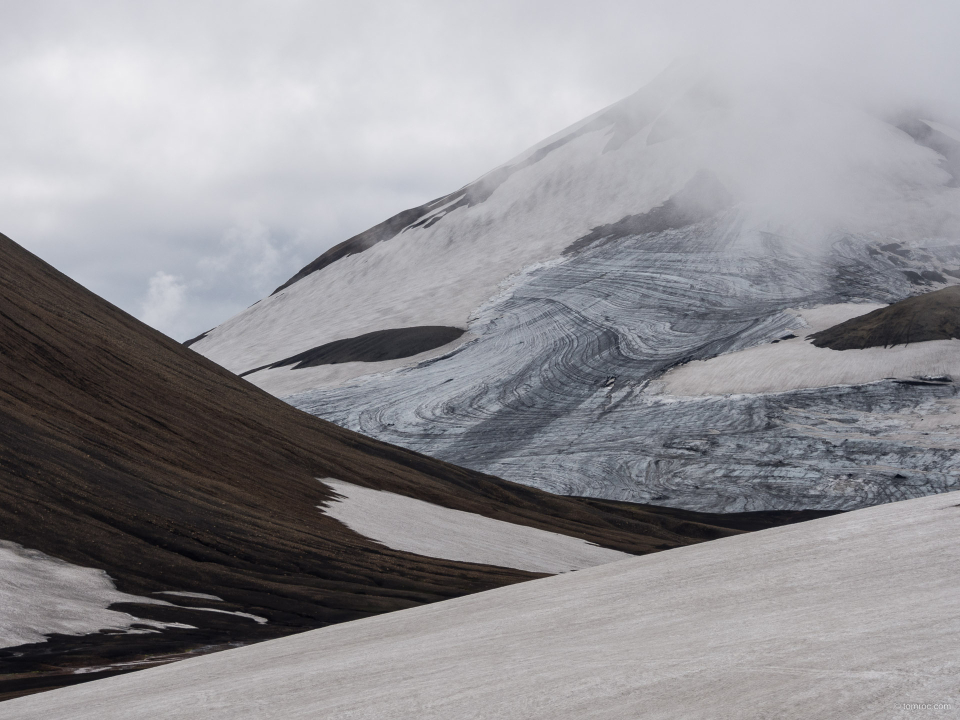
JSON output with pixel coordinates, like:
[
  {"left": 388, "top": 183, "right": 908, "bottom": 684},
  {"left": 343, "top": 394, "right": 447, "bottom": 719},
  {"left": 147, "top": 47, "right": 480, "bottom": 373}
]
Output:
[{"left": 2, "top": 0, "right": 958, "bottom": 340}]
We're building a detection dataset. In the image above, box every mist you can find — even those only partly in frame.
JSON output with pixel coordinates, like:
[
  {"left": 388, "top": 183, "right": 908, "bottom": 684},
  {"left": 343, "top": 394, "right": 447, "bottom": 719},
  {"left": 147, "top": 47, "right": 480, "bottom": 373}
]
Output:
[{"left": 1, "top": 0, "right": 957, "bottom": 339}]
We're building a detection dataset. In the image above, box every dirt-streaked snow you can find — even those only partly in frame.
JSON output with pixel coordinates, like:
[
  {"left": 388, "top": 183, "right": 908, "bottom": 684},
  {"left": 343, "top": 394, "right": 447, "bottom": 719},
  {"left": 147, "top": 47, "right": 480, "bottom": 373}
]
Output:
[
  {"left": 0, "top": 541, "right": 189, "bottom": 649},
  {"left": 290, "top": 237, "right": 960, "bottom": 512},
  {"left": 4, "top": 491, "right": 958, "bottom": 719},
  {"left": 320, "top": 479, "right": 632, "bottom": 573},
  {"left": 659, "top": 302, "right": 960, "bottom": 396}
]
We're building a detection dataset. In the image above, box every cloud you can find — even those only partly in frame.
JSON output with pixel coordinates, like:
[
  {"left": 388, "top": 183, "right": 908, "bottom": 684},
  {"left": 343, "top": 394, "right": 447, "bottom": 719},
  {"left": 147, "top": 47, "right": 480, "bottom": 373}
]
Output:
[
  {"left": 198, "top": 222, "right": 294, "bottom": 296},
  {"left": 0, "top": 1, "right": 958, "bottom": 340},
  {"left": 140, "top": 271, "right": 188, "bottom": 337}
]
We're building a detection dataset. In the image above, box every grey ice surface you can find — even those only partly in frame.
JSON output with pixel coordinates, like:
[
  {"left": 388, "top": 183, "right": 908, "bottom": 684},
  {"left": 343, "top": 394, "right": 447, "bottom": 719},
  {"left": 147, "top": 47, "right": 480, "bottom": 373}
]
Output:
[
  {"left": 320, "top": 478, "right": 631, "bottom": 573},
  {"left": 6, "top": 490, "right": 958, "bottom": 719},
  {"left": 291, "top": 218, "right": 960, "bottom": 511}
]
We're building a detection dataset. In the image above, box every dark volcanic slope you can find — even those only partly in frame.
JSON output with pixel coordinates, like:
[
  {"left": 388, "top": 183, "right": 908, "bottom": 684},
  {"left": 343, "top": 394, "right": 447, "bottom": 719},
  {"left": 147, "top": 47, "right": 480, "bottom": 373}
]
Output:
[
  {"left": 0, "top": 233, "right": 831, "bottom": 699},
  {"left": 810, "top": 286, "right": 960, "bottom": 350},
  {"left": 239, "top": 326, "right": 465, "bottom": 377}
]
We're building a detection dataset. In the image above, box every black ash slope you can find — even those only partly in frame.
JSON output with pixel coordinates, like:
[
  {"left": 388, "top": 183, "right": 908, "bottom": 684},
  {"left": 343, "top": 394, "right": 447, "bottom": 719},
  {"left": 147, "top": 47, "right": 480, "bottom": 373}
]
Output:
[
  {"left": 810, "top": 285, "right": 960, "bottom": 350},
  {"left": 0, "top": 233, "right": 831, "bottom": 699},
  {"left": 238, "top": 326, "right": 465, "bottom": 376}
]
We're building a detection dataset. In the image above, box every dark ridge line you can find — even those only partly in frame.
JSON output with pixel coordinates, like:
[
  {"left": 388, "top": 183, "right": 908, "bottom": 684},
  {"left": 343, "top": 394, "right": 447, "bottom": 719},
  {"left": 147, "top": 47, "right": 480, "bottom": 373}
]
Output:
[
  {"left": 182, "top": 329, "right": 212, "bottom": 347},
  {"left": 270, "top": 86, "right": 675, "bottom": 296},
  {"left": 270, "top": 199, "right": 452, "bottom": 294},
  {"left": 239, "top": 326, "right": 466, "bottom": 377},
  {"left": 897, "top": 117, "right": 960, "bottom": 188},
  {"left": 809, "top": 285, "right": 960, "bottom": 350},
  {"left": 564, "top": 170, "right": 734, "bottom": 255}
]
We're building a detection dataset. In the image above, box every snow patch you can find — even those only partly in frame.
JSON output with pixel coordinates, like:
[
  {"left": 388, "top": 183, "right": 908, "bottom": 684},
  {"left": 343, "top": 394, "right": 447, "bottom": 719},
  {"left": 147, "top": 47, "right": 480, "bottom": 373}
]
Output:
[
  {"left": 177, "top": 608, "right": 267, "bottom": 625},
  {"left": 659, "top": 303, "right": 960, "bottom": 396},
  {"left": 0, "top": 541, "right": 190, "bottom": 649},
  {"left": 318, "top": 479, "right": 632, "bottom": 573}
]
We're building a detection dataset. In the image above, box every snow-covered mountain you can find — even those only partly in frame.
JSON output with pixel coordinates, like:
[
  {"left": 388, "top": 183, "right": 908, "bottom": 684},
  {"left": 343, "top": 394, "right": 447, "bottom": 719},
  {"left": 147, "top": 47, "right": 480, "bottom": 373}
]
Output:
[{"left": 192, "top": 61, "right": 960, "bottom": 512}]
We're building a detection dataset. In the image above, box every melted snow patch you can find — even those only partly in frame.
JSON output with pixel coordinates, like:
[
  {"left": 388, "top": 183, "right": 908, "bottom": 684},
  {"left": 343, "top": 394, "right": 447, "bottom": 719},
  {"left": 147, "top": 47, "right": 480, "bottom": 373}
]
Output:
[
  {"left": 0, "top": 541, "right": 190, "bottom": 649},
  {"left": 659, "top": 303, "right": 960, "bottom": 396},
  {"left": 319, "top": 479, "right": 632, "bottom": 573}
]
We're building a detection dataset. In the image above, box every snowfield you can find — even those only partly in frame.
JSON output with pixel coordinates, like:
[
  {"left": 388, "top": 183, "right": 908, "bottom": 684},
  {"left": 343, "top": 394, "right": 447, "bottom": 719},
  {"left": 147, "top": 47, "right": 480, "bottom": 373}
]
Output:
[
  {"left": 320, "top": 479, "right": 632, "bottom": 573},
  {"left": 4, "top": 491, "right": 958, "bottom": 719}
]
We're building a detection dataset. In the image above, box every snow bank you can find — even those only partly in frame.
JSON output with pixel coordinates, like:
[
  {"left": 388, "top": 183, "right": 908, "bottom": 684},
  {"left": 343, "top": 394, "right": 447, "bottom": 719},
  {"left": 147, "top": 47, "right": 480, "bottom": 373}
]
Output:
[
  {"left": 0, "top": 541, "right": 188, "bottom": 649},
  {"left": 319, "top": 479, "right": 632, "bottom": 573}
]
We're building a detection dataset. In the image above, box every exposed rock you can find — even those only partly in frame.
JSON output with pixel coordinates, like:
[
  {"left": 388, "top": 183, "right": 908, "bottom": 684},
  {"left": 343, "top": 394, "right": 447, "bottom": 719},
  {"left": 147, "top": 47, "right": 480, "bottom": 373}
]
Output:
[{"left": 810, "top": 286, "right": 960, "bottom": 350}]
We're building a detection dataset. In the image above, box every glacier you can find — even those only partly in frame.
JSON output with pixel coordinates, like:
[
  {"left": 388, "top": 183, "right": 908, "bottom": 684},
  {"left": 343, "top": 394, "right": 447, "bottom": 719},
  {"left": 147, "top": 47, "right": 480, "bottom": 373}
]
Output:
[{"left": 290, "top": 219, "right": 960, "bottom": 511}]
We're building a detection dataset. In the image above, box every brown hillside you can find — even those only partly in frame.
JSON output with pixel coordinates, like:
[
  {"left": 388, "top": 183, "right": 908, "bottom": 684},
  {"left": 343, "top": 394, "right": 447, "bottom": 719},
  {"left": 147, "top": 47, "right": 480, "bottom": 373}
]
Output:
[{"left": 810, "top": 286, "right": 960, "bottom": 350}]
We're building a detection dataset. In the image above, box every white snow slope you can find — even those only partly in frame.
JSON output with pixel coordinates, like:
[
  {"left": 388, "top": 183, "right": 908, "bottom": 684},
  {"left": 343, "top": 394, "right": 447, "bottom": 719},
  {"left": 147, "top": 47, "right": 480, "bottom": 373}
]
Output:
[
  {"left": 0, "top": 541, "right": 188, "bottom": 648},
  {"left": 321, "top": 478, "right": 632, "bottom": 573},
  {"left": 5, "top": 491, "right": 958, "bottom": 719}
]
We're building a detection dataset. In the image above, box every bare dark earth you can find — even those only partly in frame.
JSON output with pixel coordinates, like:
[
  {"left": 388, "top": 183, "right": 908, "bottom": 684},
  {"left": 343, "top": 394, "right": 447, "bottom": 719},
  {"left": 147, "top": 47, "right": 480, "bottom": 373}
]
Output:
[
  {"left": 0, "top": 233, "right": 832, "bottom": 699},
  {"left": 810, "top": 285, "right": 960, "bottom": 350},
  {"left": 239, "top": 326, "right": 465, "bottom": 377}
]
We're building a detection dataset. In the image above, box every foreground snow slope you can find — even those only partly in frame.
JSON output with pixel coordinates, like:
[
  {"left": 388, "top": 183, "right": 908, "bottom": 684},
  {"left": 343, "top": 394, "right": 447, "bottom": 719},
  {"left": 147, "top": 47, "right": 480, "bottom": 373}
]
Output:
[{"left": 6, "top": 491, "right": 958, "bottom": 719}]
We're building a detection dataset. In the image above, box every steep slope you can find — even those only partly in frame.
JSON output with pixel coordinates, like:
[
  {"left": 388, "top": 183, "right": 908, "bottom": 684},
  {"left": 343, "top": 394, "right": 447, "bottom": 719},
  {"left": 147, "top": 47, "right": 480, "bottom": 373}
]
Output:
[
  {"left": 4, "top": 490, "right": 956, "bottom": 720},
  {"left": 192, "top": 63, "right": 960, "bottom": 512},
  {"left": 0, "top": 233, "right": 827, "bottom": 699},
  {"left": 809, "top": 285, "right": 960, "bottom": 349}
]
